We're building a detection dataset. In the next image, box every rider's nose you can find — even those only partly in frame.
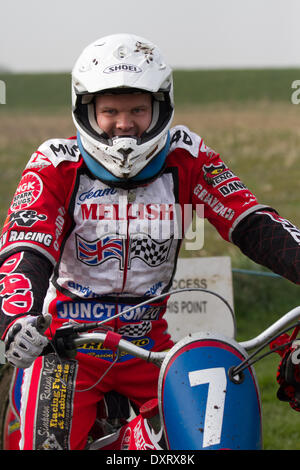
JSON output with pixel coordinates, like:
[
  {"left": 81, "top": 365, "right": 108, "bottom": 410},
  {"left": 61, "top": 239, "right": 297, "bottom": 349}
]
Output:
[{"left": 115, "top": 113, "right": 134, "bottom": 134}]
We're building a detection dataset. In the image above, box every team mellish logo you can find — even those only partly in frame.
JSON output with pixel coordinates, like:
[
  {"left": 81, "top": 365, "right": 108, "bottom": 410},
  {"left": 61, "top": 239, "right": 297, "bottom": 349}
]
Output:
[{"left": 10, "top": 172, "right": 43, "bottom": 212}]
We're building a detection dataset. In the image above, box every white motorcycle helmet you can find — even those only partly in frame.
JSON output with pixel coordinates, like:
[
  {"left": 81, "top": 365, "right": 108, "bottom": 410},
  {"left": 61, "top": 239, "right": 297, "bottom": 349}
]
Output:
[{"left": 72, "top": 33, "right": 174, "bottom": 187}]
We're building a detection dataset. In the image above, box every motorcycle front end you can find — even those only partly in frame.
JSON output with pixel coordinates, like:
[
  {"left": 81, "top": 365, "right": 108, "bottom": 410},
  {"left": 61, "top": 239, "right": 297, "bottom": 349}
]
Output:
[{"left": 158, "top": 332, "right": 262, "bottom": 450}]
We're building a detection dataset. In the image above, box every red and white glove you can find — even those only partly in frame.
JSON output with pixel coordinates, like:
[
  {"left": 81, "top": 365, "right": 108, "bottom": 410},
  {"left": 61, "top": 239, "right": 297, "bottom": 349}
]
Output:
[
  {"left": 276, "top": 342, "right": 300, "bottom": 411},
  {"left": 5, "top": 314, "right": 52, "bottom": 369},
  {"left": 271, "top": 334, "right": 300, "bottom": 412}
]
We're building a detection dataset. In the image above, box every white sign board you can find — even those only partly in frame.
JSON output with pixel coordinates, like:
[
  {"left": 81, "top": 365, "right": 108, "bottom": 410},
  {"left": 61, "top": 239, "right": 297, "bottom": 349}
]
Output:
[{"left": 164, "top": 256, "right": 235, "bottom": 341}]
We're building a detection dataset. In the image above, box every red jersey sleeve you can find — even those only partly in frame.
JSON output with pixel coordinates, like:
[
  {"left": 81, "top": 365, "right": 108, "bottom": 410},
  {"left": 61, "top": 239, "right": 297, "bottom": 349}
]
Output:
[
  {"left": 191, "top": 137, "right": 269, "bottom": 242},
  {"left": 0, "top": 137, "right": 81, "bottom": 265}
]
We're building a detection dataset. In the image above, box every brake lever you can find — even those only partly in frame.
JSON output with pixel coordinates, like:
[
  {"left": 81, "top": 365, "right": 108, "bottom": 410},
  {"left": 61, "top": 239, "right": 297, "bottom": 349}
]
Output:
[
  {"left": 41, "top": 321, "right": 119, "bottom": 358},
  {"left": 42, "top": 323, "right": 80, "bottom": 359}
]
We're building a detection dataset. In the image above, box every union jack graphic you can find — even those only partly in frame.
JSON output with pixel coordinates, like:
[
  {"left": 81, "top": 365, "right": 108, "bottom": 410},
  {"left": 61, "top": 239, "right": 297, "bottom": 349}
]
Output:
[{"left": 76, "top": 234, "right": 125, "bottom": 268}]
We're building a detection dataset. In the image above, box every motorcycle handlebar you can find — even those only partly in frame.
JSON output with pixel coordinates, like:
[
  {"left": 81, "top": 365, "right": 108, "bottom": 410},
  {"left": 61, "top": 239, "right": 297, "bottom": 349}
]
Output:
[
  {"left": 239, "top": 306, "right": 300, "bottom": 350},
  {"left": 72, "top": 332, "right": 167, "bottom": 367},
  {"left": 44, "top": 304, "right": 300, "bottom": 366}
]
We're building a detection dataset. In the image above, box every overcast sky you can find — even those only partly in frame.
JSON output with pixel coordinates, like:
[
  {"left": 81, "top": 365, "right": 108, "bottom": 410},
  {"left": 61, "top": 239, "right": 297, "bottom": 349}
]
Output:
[{"left": 1, "top": 0, "right": 299, "bottom": 72}]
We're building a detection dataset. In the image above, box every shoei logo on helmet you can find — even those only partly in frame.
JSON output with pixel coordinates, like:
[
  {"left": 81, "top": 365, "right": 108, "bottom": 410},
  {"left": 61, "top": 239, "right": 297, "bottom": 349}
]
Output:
[{"left": 104, "top": 64, "right": 142, "bottom": 74}]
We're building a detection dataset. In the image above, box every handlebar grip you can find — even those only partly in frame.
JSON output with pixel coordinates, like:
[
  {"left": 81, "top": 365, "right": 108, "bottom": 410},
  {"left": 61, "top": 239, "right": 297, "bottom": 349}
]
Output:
[
  {"left": 102, "top": 331, "right": 122, "bottom": 351},
  {"left": 40, "top": 323, "right": 78, "bottom": 358},
  {"left": 41, "top": 342, "right": 54, "bottom": 356}
]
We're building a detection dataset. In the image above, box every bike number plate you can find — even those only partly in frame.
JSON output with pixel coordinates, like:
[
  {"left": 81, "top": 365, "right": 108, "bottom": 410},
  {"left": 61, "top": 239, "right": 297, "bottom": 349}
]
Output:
[{"left": 159, "top": 337, "right": 262, "bottom": 450}]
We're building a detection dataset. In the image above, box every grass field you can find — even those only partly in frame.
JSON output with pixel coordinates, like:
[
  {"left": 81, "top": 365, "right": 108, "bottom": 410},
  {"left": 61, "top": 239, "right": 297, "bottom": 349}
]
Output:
[{"left": 0, "top": 69, "right": 300, "bottom": 449}]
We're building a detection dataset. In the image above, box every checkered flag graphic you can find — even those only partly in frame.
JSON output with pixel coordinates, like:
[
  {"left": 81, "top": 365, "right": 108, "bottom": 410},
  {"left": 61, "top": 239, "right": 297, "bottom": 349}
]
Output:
[
  {"left": 118, "top": 321, "right": 152, "bottom": 338},
  {"left": 129, "top": 235, "right": 173, "bottom": 267}
]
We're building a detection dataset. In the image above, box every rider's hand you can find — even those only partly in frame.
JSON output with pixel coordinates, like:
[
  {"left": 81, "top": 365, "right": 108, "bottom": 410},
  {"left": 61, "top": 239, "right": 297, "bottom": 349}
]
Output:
[
  {"left": 5, "top": 314, "right": 52, "bottom": 369},
  {"left": 276, "top": 341, "right": 300, "bottom": 412}
]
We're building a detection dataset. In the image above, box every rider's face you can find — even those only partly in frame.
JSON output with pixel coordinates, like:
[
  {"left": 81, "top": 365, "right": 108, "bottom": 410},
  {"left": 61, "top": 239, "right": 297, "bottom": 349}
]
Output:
[{"left": 95, "top": 93, "right": 152, "bottom": 139}]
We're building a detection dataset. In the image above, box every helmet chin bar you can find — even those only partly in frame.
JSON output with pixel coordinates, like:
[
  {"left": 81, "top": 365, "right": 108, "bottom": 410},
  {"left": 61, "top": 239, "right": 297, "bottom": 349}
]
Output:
[
  {"left": 105, "top": 137, "right": 142, "bottom": 176},
  {"left": 79, "top": 129, "right": 167, "bottom": 178},
  {"left": 117, "top": 147, "right": 134, "bottom": 169},
  {"left": 115, "top": 145, "right": 159, "bottom": 178},
  {"left": 77, "top": 131, "right": 170, "bottom": 188}
]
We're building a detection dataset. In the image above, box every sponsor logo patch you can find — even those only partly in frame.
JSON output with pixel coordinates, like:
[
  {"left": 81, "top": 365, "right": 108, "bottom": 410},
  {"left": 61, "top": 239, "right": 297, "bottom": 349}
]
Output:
[
  {"left": 0, "top": 252, "right": 34, "bottom": 317},
  {"left": 6, "top": 210, "right": 47, "bottom": 229},
  {"left": 34, "top": 355, "right": 77, "bottom": 450},
  {"left": 11, "top": 172, "right": 43, "bottom": 212},
  {"left": 203, "top": 163, "right": 235, "bottom": 187}
]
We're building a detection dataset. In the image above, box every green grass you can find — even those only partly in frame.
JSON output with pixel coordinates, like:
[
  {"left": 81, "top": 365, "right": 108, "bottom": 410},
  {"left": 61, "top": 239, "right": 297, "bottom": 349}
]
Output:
[
  {"left": 0, "top": 69, "right": 300, "bottom": 449},
  {"left": 0, "top": 68, "right": 299, "bottom": 111},
  {"left": 0, "top": 73, "right": 71, "bottom": 112},
  {"left": 232, "top": 270, "right": 300, "bottom": 449},
  {"left": 173, "top": 68, "right": 300, "bottom": 105}
]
